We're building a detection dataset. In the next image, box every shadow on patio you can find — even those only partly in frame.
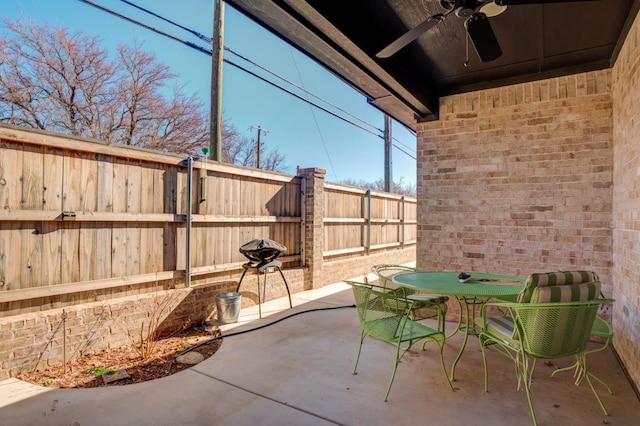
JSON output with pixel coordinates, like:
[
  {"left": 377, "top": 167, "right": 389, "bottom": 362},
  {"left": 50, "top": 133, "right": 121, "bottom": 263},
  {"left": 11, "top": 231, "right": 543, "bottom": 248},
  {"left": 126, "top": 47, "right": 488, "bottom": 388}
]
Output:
[{"left": 1, "top": 279, "right": 638, "bottom": 426}]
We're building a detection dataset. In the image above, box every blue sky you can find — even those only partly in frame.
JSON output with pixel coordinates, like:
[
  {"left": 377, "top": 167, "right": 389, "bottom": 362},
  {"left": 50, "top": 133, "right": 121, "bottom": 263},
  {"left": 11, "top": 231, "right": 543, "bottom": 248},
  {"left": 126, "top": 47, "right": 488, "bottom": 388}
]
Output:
[{"left": 3, "top": 0, "right": 417, "bottom": 186}]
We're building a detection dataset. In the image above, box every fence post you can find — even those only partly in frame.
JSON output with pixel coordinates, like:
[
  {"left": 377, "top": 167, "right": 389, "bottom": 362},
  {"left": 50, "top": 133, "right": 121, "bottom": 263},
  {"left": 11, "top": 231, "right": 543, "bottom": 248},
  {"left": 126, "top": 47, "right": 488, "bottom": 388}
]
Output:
[
  {"left": 297, "top": 167, "right": 326, "bottom": 290},
  {"left": 365, "top": 189, "right": 371, "bottom": 255},
  {"left": 401, "top": 195, "right": 405, "bottom": 248}
]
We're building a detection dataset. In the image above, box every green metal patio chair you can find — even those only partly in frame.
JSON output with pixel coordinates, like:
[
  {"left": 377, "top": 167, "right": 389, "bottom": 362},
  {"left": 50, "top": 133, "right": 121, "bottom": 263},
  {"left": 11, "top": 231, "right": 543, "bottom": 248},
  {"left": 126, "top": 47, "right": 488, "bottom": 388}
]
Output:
[
  {"left": 346, "top": 280, "right": 453, "bottom": 401},
  {"left": 516, "top": 271, "right": 615, "bottom": 395},
  {"left": 371, "top": 264, "right": 449, "bottom": 332},
  {"left": 477, "top": 295, "right": 614, "bottom": 426}
]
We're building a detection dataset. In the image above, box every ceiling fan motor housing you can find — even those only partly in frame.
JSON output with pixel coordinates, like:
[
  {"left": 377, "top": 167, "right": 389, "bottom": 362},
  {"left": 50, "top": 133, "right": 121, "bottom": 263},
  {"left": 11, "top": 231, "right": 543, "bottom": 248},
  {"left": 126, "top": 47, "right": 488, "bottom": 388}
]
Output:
[{"left": 441, "top": 0, "right": 486, "bottom": 18}]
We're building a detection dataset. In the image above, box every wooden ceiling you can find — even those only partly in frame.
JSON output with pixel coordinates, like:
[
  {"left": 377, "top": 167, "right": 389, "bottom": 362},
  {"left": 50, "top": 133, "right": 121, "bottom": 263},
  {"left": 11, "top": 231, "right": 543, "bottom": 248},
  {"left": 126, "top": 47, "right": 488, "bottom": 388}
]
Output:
[{"left": 224, "top": 0, "right": 639, "bottom": 130}]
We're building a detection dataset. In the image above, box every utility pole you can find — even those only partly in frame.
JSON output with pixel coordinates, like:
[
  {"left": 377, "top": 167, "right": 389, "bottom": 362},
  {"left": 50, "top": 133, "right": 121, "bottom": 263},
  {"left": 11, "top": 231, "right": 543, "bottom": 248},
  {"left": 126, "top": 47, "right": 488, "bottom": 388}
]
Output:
[
  {"left": 209, "top": 0, "right": 224, "bottom": 161},
  {"left": 384, "top": 114, "right": 393, "bottom": 192},
  {"left": 250, "top": 125, "right": 269, "bottom": 169}
]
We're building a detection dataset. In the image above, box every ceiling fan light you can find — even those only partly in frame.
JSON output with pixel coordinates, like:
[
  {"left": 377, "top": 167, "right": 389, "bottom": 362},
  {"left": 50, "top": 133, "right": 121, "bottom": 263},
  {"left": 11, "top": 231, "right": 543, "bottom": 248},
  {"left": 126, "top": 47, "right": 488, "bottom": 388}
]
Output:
[{"left": 480, "top": 2, "right": 508, "bottom": 17}]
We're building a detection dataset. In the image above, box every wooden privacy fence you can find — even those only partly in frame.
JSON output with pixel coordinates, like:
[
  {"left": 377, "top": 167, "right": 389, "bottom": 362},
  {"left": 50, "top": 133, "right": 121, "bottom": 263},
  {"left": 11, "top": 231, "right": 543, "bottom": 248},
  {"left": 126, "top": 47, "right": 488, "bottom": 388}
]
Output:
[
  {"left": 0, "top": 125, "right": 415, "bottom": 316},
  {"left": 323, "top": 183, "right": 416, "bottom": 257}
]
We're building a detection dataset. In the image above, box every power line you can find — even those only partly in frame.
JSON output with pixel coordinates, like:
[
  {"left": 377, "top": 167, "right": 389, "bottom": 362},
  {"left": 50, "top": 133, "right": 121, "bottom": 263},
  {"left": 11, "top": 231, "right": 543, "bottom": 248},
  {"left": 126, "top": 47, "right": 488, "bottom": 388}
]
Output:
[
  {"left": 77, "top": 0, "right": 211, "bottom": 55},
  {"left": 76, "top": 0, "right": 416, "bottom": 161},
  {"left": 118, "top": 0, "right": 212, "bottom": 44},
  {"left": 225, "top": 47, "right": 383, "bottom": 135}
]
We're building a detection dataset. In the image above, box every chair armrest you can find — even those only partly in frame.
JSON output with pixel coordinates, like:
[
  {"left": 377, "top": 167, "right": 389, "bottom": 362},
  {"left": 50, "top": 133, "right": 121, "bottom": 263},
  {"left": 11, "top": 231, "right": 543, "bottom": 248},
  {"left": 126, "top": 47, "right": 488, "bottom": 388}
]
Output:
[
  {"left": 591, "top": 316, "right": 612, "bottom": 338},
  {"left": 484, "top": 298, "right": 615, "bottom": 310}
]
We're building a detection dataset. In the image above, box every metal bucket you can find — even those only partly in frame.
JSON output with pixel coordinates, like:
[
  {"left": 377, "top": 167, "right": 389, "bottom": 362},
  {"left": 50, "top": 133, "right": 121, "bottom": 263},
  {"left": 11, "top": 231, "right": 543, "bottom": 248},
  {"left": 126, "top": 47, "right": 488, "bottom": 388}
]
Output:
[{"left": 215, "top": 292, "right": 242, "bottom": 324}]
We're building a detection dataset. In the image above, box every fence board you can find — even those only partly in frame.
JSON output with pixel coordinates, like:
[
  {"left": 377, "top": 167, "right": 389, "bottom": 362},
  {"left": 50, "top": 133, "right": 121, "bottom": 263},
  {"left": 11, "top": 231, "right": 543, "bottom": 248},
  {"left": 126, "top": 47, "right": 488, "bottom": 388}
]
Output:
[
  {"left": 153, "top": 163, "right": 166, "bottom": 214},
  {"left": 43, "top": 147, "right": 64, "bottom": 211},
  {"left": 164, "top": 166, "right": 178, "bottom": 214},
  {"left": 62, "top": 152, "right": 81, "bottom": 211},
  {"left": 41, "top": 222, "right": 62, "bottom": 286},
  {"left": 0, "top": 224, "right": 19, "bottom": 290},
  {"left": 60, "top": 222, "right": 80, "bottom": 284},
  {"left": 79, "top": 152, "right": 98, "bottom": 211},
  {"left": 112, "top": 158, "right": 127, "bottom": 213},
  {"left": 79, "top": 223, "right": 97, "bottom": 282},
  {"left": 21, "top": 145, "right": 44, "bottom": 210},
  {"left": 0, "top": 139, "right": 22, "bottom": 210},
  {"left": 19, "top": 222, "right": 39, "bottom": 288},
  {"left": 111, "top": 223, "right": 127, "bottom": 277},
  {"left": 97, "top": 154, "right": 114, "bottom": 212}
]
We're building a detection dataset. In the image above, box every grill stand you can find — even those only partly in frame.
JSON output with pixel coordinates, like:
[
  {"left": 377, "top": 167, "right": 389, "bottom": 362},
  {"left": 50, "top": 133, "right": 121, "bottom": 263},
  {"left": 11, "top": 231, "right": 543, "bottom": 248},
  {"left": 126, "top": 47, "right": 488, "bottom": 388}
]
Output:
[{"left": 235, "top": 259, "right": 292, "bottom": 319}]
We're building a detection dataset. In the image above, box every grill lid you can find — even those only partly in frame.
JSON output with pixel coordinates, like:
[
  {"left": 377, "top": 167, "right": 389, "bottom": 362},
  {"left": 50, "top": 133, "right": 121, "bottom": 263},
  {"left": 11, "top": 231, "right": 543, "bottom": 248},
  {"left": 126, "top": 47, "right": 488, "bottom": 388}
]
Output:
[{"left": 239, "top": 238, "right": 287, "bottom": 263}]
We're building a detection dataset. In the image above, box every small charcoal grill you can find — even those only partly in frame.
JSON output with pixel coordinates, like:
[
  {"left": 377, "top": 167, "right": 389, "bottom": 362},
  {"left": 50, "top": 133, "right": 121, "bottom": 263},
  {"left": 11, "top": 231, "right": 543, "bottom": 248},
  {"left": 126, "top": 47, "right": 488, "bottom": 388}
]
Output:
[
  {"left": 239, "top": 238, "right": 286, "bottom": 268},
  {"left": 235, "top": 238, "right": 292, "bottom": 318}
]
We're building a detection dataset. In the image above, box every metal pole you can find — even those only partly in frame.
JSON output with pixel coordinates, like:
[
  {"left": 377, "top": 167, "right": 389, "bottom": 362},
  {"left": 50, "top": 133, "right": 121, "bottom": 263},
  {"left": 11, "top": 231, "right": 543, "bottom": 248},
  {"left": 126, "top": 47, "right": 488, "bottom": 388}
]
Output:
[
  {"left": 250, "top": 125, "right": 269, "bottom": 169},
  {"left": 257, "top": 127, "right": 261, "bottom": 169},
  {"left": 209, "top": 0, "right": 224, "bottom": 161},
  {"left": 384, "top": 114, "right": 393, "bottom": 192},
  {"left": 367, "top": 190, "right": 372, "bottom": 254},
  {"left": 185, "top": 156, "right": 193, "bottom": 287}
]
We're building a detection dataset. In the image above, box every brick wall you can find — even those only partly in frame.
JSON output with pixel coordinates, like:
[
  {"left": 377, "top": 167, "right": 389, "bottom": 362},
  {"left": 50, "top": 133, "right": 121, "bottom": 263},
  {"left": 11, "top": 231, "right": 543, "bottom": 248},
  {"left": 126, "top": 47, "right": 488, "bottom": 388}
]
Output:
[
  {"left": 416, "top": 70, "right": 614, "bottom": 298},
  {"left": 611, "top": 11, "right": 640, "bottom": 387},
  {"left": 322, "top": 246, "right": 416, "bottom": 286},
  {"left": 0, "top": 285, "right": 202, "bottom": 381}
]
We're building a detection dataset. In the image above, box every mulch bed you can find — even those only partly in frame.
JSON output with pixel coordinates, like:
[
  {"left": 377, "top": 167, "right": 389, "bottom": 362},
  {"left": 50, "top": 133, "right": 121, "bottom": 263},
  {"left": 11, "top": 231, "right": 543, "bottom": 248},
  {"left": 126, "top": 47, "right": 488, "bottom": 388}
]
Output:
[{"left": 17, "top": 326, "right": 222, "bottom": 388}]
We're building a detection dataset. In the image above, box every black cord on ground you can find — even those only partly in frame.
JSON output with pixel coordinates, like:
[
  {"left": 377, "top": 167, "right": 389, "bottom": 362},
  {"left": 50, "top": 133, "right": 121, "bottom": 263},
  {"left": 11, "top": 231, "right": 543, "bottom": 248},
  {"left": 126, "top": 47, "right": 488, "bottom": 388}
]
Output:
[{"left": 176, "top": 304, "right": 356, "bottom": 358}]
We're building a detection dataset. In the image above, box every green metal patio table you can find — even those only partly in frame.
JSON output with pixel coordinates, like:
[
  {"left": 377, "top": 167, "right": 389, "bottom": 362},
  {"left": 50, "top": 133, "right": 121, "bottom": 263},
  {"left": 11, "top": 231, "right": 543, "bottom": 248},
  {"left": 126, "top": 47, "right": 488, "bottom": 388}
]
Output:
[{"left": 392, "top": 271, "right": 524, "bottom": 381}]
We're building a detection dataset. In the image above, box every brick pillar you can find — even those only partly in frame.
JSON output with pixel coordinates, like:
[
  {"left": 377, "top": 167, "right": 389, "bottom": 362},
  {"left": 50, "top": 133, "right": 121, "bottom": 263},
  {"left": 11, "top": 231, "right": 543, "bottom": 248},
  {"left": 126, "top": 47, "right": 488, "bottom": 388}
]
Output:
[{"left": 297, "top": 167, "right": 326, "bottom": 290}]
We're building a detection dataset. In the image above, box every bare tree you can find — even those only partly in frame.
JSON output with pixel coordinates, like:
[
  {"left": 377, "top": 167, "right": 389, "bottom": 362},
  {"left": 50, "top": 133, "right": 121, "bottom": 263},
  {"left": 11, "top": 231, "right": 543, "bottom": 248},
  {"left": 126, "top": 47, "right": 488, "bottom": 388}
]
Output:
[
  {"left": 0, "top": 18, "right": 207, "bottom": 154},
  {"left": 261, "top": 146, "right": 287, "bottom": 172},
  {"left": 0, "top": 18, "right": 287, "bottom": 168}
]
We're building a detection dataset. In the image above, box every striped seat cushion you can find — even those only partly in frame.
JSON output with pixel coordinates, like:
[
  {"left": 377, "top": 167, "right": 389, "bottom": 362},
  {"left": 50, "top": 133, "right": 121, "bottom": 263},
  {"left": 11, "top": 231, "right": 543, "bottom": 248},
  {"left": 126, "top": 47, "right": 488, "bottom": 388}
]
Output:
[
  {"left": 518, "top": 271, "right": 600, "bottom": 303},
  {"left": 407, "top": 294, "right": 449, "bottom": 305},
  {"left": 475, "top": 316, "right": 520, "bottom": 344},
  {"left": 531, "top": 281, "right": 602, "bottom": 303}
]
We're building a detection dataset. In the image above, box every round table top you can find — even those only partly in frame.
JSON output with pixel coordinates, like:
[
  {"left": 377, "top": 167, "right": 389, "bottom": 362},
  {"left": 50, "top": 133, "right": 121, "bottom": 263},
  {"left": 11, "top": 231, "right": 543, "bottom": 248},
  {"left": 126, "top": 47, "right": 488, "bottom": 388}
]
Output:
[{"left": 392, "top": 271, "right": 524, "bottom": 298}]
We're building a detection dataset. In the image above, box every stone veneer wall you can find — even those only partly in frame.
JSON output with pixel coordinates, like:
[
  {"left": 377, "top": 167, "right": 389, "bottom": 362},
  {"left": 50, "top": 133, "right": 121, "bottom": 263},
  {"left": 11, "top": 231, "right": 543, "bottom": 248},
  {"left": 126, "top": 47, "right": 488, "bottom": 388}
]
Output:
[{"left": 611, "top": 11, "right": 640, "bottom": 388}]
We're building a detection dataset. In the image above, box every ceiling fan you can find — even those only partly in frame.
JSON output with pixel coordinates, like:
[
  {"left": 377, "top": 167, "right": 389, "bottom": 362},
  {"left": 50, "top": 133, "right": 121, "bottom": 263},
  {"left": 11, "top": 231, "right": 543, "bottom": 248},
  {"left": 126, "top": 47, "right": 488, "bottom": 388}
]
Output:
[{"left": 376, "top": 0, "right": 600, "bottom": 63}]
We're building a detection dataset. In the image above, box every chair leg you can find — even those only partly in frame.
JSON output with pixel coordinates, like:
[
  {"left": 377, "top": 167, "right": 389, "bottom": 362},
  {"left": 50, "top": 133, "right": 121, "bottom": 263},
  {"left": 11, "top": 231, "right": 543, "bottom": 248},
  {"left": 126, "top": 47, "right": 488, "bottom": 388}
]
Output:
[
  {"left": 586, "top": 372, "right": 614, "bottom": 395},
  {"left": 551, "top": 342, "right": 613, "bottom": 395},
  {"left": 577, "top": 353, "right": 610, "bottom": 416},
  {"left": 352, "top": 330, "right": 367, "bottom": 375},
  {"left": 521, "top": 356, "right": 539, "bottom": 426},
  {"left": 384, "top": 342, "right": 403, "bottom": 402}
]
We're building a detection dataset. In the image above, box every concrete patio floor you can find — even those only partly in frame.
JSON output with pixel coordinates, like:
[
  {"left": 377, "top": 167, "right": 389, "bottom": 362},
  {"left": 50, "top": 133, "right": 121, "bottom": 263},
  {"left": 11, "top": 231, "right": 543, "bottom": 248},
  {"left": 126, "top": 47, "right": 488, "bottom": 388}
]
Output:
[{"left": 1, "top": 278, "right": 638, "bottom": 426}]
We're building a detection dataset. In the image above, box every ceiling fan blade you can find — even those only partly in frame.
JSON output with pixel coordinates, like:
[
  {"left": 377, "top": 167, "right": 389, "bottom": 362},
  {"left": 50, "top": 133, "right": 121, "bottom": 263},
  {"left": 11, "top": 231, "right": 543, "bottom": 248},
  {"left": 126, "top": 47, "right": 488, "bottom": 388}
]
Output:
[
  {"left": 376, "top": 15, "right": 443, "bottom": 58},
  {"left": 466, "top": 14, "right": 502, "bottom": 62},
  {"left": 496, "top": 0, "right": 599, "bottom": 5}
]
